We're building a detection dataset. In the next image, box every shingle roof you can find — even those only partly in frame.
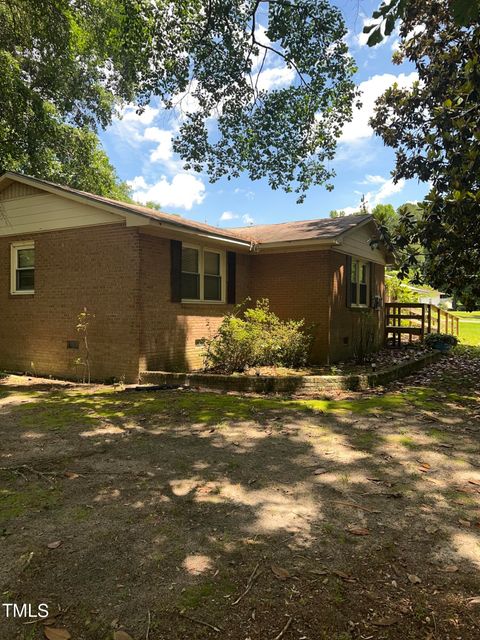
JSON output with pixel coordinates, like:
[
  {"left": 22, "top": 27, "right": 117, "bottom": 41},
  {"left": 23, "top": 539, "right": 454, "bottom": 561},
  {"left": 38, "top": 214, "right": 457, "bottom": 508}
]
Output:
[
  {"left": 0, "top": 172, "right": 374, "bottom": 246},
  {"left": 0, "top": 172, "right": 248, "bottom": 244},
  {"left": 232, "top": 214, "right": 373, "bottom": 243}
]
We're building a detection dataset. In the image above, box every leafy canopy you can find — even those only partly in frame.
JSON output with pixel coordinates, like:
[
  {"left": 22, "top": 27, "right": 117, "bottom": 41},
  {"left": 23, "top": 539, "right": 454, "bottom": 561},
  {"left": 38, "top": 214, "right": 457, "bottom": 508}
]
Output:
[
  {"left": 1, "top": 0, "right": 358, "bottom": 201},
  {"left": 370, "top": 1, "right": 480, "bottom": 309}
]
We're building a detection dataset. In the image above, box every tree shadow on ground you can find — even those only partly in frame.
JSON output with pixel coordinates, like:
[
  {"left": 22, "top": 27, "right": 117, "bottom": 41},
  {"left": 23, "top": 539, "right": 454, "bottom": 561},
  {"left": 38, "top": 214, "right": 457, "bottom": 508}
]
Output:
[{"left": 0, "top": 352, "right": 479, "bottom": 639}]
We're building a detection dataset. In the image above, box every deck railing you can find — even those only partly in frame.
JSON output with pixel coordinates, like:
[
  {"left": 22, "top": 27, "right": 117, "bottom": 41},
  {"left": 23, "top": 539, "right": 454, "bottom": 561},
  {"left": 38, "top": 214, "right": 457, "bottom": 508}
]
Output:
[{"left": 385, "top": 302, "right": 459, "bottom": 347}]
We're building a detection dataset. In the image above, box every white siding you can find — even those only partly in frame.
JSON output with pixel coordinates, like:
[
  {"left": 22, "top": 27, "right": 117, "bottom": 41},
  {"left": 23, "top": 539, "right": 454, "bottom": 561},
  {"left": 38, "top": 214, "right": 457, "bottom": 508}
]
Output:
[{"left": 0, "top": 193, "right": 124, "bottom": 236}]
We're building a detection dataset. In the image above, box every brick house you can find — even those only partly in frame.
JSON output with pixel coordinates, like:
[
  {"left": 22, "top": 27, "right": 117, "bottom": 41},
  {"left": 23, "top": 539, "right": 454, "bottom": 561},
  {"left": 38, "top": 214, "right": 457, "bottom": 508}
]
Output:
[{"left": 0, "top": 171, "right": 390, "bottom": 382}]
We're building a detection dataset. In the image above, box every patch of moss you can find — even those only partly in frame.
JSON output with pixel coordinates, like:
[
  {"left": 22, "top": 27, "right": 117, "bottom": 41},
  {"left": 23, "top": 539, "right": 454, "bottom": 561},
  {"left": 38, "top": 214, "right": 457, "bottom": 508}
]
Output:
[
  {"left": 0, "top": 486, "right": 59, "bottom": 521},
  {"left": 177, "top": 578, "right": 235, "bottom": 609}
]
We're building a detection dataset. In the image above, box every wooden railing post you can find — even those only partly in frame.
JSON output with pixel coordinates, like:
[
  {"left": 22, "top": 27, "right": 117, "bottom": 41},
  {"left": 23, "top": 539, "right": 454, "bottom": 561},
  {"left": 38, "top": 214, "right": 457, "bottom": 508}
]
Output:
[
  {"left": 437, "top": 307, "right": 441, "bottom": 333},
  {"left": 456, "top": 317, "right": 459, "bottom": 336},
  {"left": 421, "top": 304, "right": 426, "bottom": 340},
  {"left": 427, "top": 304, "right": 432, "bottom": 334}
]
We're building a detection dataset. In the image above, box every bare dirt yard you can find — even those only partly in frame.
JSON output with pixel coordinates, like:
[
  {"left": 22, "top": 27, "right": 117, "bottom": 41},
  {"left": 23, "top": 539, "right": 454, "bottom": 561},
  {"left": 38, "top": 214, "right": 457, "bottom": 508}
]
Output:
[{"left": 1, "top": 349, "right": 480, "bottom": 640}]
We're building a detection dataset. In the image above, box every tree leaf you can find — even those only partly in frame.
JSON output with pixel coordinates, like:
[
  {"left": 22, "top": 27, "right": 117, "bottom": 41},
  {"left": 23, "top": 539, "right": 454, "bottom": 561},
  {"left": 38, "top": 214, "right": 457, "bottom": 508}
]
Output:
[
  {"left": 373, "top": 617, "right": 399, "bottom": 626},
  {"left": 113, "top": 632, "right": 135, "bottom": 640},
  {"left": 345, "top": 525, "right": 369, "bottom": 536},
  {"left": 271, "top": 565, "right": 291, "bottom": 580},
  {"left": 44, "top": 629, "right": 71, "bottom": 640},
  {"left": 47, "top": 540, "right": 62, "bottom": 549}
]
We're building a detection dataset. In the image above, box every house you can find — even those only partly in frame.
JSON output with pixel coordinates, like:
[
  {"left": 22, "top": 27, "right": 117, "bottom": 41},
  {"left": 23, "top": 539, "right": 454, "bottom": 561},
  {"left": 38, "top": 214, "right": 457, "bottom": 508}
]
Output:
[
  {"left": 0, "top": 171, "right": 390, "bottom": 382},
  {"left": 385, "top": 275, "right": 454, "bottom": 309}
]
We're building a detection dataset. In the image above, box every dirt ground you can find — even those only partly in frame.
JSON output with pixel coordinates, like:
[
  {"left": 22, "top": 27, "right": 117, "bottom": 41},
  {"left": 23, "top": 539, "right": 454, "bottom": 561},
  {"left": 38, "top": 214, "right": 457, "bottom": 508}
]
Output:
[{"left": 1, "top": 350, "right": 479, "bottom": 640}]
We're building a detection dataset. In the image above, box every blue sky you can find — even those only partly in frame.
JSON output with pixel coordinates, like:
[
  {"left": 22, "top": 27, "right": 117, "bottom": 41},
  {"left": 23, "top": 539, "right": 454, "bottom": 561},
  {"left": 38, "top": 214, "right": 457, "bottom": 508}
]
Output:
[{"left": 99, "top": 0, "right": 426, "bottom": 228}]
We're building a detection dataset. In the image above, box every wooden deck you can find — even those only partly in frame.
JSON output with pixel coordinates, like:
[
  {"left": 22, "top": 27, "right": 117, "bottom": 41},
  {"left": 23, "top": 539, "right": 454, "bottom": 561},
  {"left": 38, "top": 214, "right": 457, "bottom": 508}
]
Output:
[{"left": 385, "top": 303, "right": 459, "bottom": 347}]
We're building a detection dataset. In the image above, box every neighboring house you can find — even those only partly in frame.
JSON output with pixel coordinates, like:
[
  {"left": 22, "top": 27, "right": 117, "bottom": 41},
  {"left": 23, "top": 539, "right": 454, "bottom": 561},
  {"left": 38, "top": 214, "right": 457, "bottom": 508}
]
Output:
[
  {"left": 385, "top": 275, "right": 453, "bottom": 309},
  {"left": 0, "top": 172, "right": 391, "bottom": 382}
]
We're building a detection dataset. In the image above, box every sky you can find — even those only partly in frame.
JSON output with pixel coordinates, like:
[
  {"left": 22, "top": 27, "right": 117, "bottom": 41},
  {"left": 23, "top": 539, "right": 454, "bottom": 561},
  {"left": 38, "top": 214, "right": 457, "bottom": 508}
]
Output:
[{"left": 99, "top": 0, "right": 427, "bottom": 229}]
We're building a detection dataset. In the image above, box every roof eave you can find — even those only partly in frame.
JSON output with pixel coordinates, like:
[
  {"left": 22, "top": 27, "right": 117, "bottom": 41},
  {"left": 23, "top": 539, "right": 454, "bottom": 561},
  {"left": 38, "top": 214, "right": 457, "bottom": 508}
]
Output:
[{"left": 0, "top": 171, "right": 251, "bottom": 248}]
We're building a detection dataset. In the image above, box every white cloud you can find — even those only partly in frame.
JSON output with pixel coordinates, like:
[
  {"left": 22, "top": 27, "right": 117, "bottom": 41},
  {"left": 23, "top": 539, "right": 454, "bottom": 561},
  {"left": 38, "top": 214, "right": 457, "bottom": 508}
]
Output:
[
  {"left": 220, "top": 211, "right": 239, "bottom": 221},
  {"left": 242, "top": 214, "right": 255, "bottom": 225},
  {"left": 121, "top": 104, "right": 159, "bottom": 126},
  {"left": 340, "top": 175, "right": 406, "bottom": 214},
  {"left": 129, "top": 174, "right": 206, "bottom": 210},
  {"left": 372, "top": 177, "right": 405, "bottom": 204},
  {"left": 143, "top": 127, "right": 174, "bottom": 163},
  {"left": 255, "top": 65, "right": 296, "bottom": 92},
  {"left": 340, "top": 72, "right": 418, "bottom": 143},
  {"left": 360, "top": 174, "right": 388, "bottom": 185}
]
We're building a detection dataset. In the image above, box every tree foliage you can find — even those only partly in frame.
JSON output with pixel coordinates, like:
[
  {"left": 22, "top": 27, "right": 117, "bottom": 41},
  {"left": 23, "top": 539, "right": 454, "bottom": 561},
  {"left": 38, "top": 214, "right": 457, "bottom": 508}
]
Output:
[
  {"left": 370, "top": 1, "right": 480, "bottom": 309},
  {"left": 1, "top": 0, "right": 358, "bottom": 201}
]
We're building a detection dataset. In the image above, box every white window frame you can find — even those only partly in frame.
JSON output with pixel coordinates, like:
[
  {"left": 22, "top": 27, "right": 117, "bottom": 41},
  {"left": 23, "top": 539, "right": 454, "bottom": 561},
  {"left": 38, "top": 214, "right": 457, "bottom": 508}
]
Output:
[
  {"left": 350, "top": 258, "right": 370, "bottom": 308},
  {"left": 11, "top": 241, "right": 35, "bottom": 295},
  {"left": 181, "top": 244, "right": 226, "bottom": 303}
]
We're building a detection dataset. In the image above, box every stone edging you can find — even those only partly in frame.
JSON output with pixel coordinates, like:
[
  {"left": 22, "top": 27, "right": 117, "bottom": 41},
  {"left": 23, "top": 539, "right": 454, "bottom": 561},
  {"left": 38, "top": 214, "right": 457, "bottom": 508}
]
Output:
[{"left": 139, "top": 351, "right": 443, "bottom": 393}]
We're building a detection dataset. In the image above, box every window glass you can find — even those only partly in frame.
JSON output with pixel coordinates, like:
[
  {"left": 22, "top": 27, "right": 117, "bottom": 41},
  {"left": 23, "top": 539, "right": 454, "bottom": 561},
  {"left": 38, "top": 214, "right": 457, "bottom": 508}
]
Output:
[
  {"left": 17, "top": 269, "right": 34, "bottom": 291},
  {"left": 204, "top": 275, "right": 221, "bottom": 300},
  {"left": 181, "top": 247, "right": 198, "bottom": 273},
  {"left": 181, "top": 273, "right": 200, "bottom": 299},
  {"left": 204, "top": 251, "right": 220, "bottom": 276},
  {"left": 18, "top": 248, "right": 35, "bottom": 268}
]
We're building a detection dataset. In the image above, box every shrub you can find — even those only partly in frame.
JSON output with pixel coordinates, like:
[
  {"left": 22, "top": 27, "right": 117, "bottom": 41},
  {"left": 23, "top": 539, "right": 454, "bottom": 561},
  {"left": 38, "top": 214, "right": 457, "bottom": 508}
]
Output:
[
  {"left": 203, "top": 299, "right": 312, "bottom": 373},
  {"left": 424, "top": 332, "right": 459, "bottom": 348}
]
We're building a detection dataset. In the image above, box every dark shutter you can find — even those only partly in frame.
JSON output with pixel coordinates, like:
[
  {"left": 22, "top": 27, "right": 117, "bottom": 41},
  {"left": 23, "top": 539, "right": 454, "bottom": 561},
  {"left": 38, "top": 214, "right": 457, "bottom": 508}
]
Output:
[
  {"left": 369, "top": 261, "right": 375, "bottom": 307},
  {"left": 346, "top": 255, "right": 352, "bottom": 308},
  {"left": 227, "top": 251, "right": 236, "bottom": 304},
  {"left": 170, "top": 239, "right": 182, "bottom": 303}
]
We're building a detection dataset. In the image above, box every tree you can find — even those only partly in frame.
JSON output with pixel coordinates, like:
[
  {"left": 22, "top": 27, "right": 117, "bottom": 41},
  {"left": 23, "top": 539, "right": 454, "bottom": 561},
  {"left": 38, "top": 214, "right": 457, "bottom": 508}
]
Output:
[
  {"left": 1, "top": 0, "right": 358, "bottom": 202},
  {"left": 329, "top": 209, "right": 345, "bottom": 218},
  {"left": 371, "top": 204, "right": 397, "bottom": 235},
  {"left": 370, "top": 2, "right": 480, "bottom": 309},
  {"left": 363, "top": 0, "right": 480, "bottom": 46}
]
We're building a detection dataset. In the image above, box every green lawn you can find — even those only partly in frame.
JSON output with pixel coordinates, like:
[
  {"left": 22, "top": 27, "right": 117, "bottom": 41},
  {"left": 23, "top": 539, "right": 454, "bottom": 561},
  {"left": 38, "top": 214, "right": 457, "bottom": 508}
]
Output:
[{"left": 452, "top": 311, "right": 480, "bottom": 346}]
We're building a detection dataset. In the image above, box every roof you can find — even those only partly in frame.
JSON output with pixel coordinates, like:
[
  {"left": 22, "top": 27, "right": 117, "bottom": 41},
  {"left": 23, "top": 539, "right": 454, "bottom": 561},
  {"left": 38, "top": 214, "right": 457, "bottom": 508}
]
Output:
[
  {"left": 0, "top": 171, "right": 248, "bottom": 245},
  {"left": 232, "top": 214, "right": 373, "bottom": 244},
  {"left": 0, "top": 171, "right": 375, "bottom": 247}
]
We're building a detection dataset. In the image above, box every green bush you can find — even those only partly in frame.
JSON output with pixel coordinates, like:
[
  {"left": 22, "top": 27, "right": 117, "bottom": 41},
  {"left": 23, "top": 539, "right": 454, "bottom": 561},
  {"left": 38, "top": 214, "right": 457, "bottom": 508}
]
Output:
[
  {"left": 203, "top": 299, "right": 312, "bottom": 373},
  {"left": 424, "top": 332, "right": 459, "bottom": 348}
]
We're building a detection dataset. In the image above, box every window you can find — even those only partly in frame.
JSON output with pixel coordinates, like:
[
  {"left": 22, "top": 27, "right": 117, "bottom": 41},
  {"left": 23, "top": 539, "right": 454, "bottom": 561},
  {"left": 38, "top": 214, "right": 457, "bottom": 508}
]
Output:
[
  {"left": 181, "top": 245, "right": 224, "bottom": 302},
  {"left": 11, "top": 242, "right": 35, "bottom": 294},
  {"left": 350, "top": 258, "right": 369, "bottom": 307}
]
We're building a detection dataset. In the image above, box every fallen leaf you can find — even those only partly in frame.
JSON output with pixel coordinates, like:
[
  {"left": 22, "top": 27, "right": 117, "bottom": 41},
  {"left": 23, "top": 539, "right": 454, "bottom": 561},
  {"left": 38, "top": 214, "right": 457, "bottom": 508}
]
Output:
[
  {"left": 372, "top": 617, "right": 399, "bottom": 626},
  {"left": 442, "top": 565, "right": 459, "bottom": 573},
  {"left": 345, "top": 526, "right": 369, "bottom": 536},
  {"left": 309, "top": 568, "right": 329, "bottom": 576},
  {"left": 63, "top": 471, "right": 79, "bottom": 479},
  {"left": 113, "top": 632, "right": 135, "bottom": 640},
  {"left": 314, "top": 468, "right": 328, "bottom": 475},
  {"left": 459, "top": 519, "right": 471, "bottom": 527},
  {"left": 47, "top": 540, "right": 62, "bottom": 550},
  {"left": 271, "top": 565, "right": 290, "bottom": 580},
  {"left": 332, "top": 570, "right": 356, "bottom": 583},
  {"left": 408, "top": 574, "right": 421, "bottom": 584},
  {"left": 425, "top": 525, "right": 438, "bottom": 534},
  {"left": 44, "top": 629, "right": 71, "bottom": 640},
  {"left": 467, "top": 596, "right": 480, "bottom": 606},
  {"left": 468, "top": 479, "right": 480, "bottom": 486}
]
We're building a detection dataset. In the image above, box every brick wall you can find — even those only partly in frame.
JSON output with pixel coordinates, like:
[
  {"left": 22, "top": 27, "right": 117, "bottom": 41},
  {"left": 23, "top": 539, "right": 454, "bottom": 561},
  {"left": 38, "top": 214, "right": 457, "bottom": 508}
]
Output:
[
  {"left": 0, "top": 224, "right": 141, "bottom": 382},
  {"left": 248, "top": 250, "right": 332, "bottom": 362},
  {"left": 329, "top": 251, "right": 385, "bottom": 362},
  {"left": 138, "top": 234, "right": 251, "bottom": 371}
]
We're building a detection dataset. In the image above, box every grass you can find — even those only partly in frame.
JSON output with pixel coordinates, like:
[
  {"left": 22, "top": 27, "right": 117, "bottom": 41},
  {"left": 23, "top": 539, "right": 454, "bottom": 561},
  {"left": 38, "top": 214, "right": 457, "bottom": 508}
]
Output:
[{"left": 452, "top": 311, "right": 480, "bottom": 346}]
